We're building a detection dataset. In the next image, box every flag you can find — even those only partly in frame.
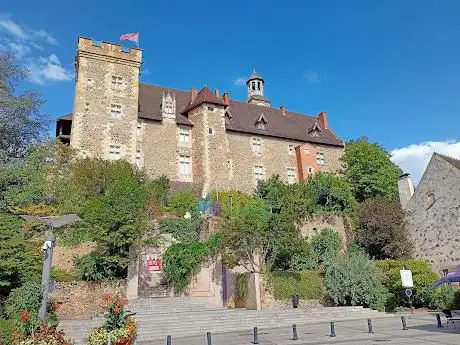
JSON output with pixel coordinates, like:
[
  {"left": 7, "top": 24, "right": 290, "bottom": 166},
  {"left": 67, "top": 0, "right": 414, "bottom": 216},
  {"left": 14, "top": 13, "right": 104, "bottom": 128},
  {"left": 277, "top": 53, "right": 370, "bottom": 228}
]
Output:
[{"left": 120, "top": 32, "right": 139, "bottom": 44}]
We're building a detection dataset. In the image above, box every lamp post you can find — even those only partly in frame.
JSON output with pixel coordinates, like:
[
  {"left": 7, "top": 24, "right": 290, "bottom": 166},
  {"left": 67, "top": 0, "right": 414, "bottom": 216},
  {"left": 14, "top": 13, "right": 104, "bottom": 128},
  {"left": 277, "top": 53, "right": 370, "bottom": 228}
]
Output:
[{"left": 20, "top": 214, "right": 81, "bottom": 320}]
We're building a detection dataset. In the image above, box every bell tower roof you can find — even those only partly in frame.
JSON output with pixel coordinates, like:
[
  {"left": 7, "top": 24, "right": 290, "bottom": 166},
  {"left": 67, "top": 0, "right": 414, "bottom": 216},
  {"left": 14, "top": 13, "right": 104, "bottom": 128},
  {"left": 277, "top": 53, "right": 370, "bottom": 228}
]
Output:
[
  {"left": 246, "top": 69, "right": 270, "bottom": 107},
  {"left": 246, "top": 69, "right": 264, "bottom": 84}
]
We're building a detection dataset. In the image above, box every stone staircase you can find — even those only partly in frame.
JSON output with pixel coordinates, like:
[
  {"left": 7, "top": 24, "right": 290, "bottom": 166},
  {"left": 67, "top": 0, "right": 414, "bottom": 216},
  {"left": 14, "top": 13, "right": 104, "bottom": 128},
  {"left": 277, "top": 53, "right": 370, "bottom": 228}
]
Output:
[{"left": 60, "top": 297, "right": 390, "bottom": 344}]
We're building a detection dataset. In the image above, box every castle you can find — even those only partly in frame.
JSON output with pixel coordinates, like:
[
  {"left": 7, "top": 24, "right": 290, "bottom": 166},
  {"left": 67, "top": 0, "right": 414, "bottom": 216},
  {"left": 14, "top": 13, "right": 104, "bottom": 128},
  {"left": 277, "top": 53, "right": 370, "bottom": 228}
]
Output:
[{"left": 56, "top": 37, "right": 345, "bottom": 195}]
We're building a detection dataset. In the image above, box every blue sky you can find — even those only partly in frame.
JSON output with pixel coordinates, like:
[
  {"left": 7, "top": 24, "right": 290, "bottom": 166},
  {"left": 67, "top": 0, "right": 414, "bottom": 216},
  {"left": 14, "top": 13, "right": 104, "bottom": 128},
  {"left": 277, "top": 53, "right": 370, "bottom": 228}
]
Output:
[{"left": 1, "top": 0, "right": 459, "bottom": 181}]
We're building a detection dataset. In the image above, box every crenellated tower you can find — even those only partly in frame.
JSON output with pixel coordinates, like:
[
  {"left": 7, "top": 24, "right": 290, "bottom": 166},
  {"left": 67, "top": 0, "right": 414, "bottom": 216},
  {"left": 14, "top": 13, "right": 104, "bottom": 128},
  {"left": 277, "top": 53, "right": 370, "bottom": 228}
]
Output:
[{"left": 70, "top": 37, "right": 142, "bottom": 162}]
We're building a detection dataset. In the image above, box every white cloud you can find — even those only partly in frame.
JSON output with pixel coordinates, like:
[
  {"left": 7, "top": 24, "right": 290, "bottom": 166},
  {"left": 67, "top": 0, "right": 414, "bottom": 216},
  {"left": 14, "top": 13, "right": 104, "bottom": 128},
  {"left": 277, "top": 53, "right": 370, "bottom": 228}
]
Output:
[
  {"left": 0, "top": 14, "right": 69, "bottom": 84},
  {"left": 303, "top": 70, "right": 321, "bottom": 84},
  {"left": 0, "top": 18, "right": 27, "bottom": 39},
  {"left": 27, "top": 54, "right": 73, "bottom": 84},
  {"left": 233, "top": 77, "right": 246, "bottom": 86},
  {"left": 33, "top": 29, "right": 58, "bottom": 45},
  {"left": 390, "top": 141, "right": 460, "bottom": 183}
]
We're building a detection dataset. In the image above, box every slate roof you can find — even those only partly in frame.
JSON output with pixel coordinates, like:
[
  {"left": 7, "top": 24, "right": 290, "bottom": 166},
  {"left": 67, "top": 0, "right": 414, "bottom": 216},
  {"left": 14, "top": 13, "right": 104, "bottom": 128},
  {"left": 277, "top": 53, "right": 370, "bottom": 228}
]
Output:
[
  {"left": 437, "top": 153, "right": 460, "bottom": 170},
  {"left": 57, "top": 83, "right": 344, "bottom": 147}
]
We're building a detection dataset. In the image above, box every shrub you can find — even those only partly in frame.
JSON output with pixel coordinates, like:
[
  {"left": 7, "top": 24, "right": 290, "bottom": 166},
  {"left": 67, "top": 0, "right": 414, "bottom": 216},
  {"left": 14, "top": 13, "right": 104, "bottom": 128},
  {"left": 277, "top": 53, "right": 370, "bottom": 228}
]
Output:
[
  {"left": 273, "top": 239, "right": 318, "bottom": 271},
  {"left": 235, "top": 273, "right": 249, "bottom": 299},
  {"left": 210, "top": 190, "right": 251, "bottom": 218},
  {"left": 311, "top": 229, "right": 341, "bottom": 263},
  {"left": 376, "top": 259, "right": 449, "bottom": 310},
  {"left": 56, "top": 221, "right": 97, "bottom": 246},
  {"left": 163, "top": 234, "right": 221, "bottom": 292},
  {"left": 86, "top": 293, "right": 137, "bottom": 345},
  {"left": 450, "top": 290, "right": 460, "bottom": 310},
  {"left": 0, "top": 319, "right": 14, "bottom": 345},
  {"left": 75, "top": 253, "right": 113, "bottom": 281},
  {"left": 159, "top": 218, "right": 200, "bottom": 243},
  {"left": 148, "top": 175, "right": 170, "bottom": 206},
  {"left": 12, "top": 323, "right": 72, "bottom": 345},
  {"left": 168, "top": 191, "right": 199, "bottom": 217},
  {"left": 324, "top": 250, "right": 388, "bottom": 310},
  {"left": 357, "top": 199, "right": 413, "bottom": 259},
  {"left": 266, "top": 271, "right": 325, "bottom": 300}
]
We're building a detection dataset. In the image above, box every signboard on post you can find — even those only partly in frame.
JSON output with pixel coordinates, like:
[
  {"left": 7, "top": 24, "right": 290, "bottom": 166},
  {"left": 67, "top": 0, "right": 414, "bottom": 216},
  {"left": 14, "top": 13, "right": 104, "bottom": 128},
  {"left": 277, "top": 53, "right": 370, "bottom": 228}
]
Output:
[
  {"left": 400, "top": 269, "right": 413, "bottom": 288},
  {"left": 146, "top": 255, "right": 162, "bottom": 272}
]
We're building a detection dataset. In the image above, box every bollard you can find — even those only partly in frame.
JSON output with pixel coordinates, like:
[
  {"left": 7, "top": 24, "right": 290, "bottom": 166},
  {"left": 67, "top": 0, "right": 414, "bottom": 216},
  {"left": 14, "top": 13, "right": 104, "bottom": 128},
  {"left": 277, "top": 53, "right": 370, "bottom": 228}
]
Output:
[
  {"left": 330, "top": 322, "right": 336, "bottom": 337},
  {"left": 367, "top": 319, "right": 374, "bottom": 334},
  {"left": 436, "top": 313, "right": 443, "bottom": 328},
  {"left": 166, "top": 335, "right": 172, "bottom": 345},
  {"left": 253, "top": 327, "right": 259, "bottom": 344},
  {"left": 401, "top": 316, "right": 408, "bottom": 330},
  {"left": 207, "top": 332, "right": 212, "bottom": 345},
  {"left": 292, "top": 324, "right": 298, "bottom": 340}
]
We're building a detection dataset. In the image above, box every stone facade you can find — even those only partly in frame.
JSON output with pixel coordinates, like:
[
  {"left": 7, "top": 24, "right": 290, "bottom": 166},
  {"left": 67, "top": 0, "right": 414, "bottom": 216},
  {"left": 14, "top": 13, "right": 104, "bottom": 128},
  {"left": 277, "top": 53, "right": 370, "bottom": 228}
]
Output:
[
  {"left": 70, "top": 38, "right": 142, "bottom": 162},
  {"left": 399, "top": 153, "right": 460, "bottom": 273},
  {"left": 64, "top": 37, "right": 345, "bottom": 196}
]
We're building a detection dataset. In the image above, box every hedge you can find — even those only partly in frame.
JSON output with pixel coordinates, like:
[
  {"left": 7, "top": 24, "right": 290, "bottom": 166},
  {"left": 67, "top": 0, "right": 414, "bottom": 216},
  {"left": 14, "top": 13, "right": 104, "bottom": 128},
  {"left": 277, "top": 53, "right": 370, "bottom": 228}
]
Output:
[{"left": 266, "top": 270, "right": 325, "bottom": 300}]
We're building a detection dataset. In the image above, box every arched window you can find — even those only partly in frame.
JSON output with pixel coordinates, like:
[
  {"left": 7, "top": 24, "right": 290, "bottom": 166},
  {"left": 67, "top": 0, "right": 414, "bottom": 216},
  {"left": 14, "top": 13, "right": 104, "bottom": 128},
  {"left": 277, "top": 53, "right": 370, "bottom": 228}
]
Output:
[
  {"left": 257, "top": 81, "right": 261, "bottom": 90},
  {"left": 252, "top": 81, "right": 256, "bottom": 91}
]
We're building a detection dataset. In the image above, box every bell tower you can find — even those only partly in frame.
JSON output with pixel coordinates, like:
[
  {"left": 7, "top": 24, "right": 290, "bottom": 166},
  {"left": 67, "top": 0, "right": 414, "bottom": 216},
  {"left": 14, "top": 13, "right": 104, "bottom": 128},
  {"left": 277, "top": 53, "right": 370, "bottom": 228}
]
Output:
[{"left": 246, "top": 69, "right": 270, "bottom": 107}]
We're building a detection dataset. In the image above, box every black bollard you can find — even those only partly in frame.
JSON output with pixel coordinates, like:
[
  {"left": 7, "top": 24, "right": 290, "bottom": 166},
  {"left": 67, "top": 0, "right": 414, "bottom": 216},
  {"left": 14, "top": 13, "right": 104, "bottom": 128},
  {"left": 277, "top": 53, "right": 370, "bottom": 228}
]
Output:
[
  {"left": 436, "top": 313, "right": 443, "bottom": 328},
  {"left": 253, "top": 327, "right": 259, "bottom": 344},
  {"left": 330, "top": 322, "right": 336, "bottom": 337},
  {"left": 207, "top": 332, "right": 212, "bottom": 345},
  {"left": 367, "top": 319, "right": 374, "bottom": 334},
  {"left": 166, "top": 335, "right": 172, "bottom": 345},
  {"left": 401, "top": 316, "right": 408, "bottom": 330},
  {"left": 292, "top": 324, "right": 298, "bottom": 340}
]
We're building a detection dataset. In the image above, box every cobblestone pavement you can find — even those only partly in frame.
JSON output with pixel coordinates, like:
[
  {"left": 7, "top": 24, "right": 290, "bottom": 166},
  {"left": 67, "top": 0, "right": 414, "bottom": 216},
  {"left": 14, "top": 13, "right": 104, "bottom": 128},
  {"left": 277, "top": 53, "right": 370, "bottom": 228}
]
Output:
[{"left": 140, "top": 314, "right": 460, "bottom": 345}]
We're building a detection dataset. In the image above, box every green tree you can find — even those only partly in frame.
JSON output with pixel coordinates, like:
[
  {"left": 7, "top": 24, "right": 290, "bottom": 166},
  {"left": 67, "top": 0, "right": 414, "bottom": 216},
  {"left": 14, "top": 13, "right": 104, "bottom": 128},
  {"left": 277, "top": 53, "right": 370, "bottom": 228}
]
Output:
[
  {"left": 305, "top": 172, "right": 356, "bottom": 213},
  {"left": 168, "top": 191, "right": 199, "bottom": 217},
  {"left": 0, "top": 53, "right": 47, "bottom": 165},
  {"left": 311, "top": 229, "right": 341, "bottom": 263},
  {"left": 0, "top": 213, "right": 41, "bottom": 298},
  {"left": 159, "top": 218, "right": 201, "bottom": 243},
  {"left": 324, "top": 249, "right": 388, "bottom": 310},
  {"left": 342, "top": 137, "right": 402, "bottom": 202},
  {"left": 357, "top": 198, "right": 413, "bottom": 259}
]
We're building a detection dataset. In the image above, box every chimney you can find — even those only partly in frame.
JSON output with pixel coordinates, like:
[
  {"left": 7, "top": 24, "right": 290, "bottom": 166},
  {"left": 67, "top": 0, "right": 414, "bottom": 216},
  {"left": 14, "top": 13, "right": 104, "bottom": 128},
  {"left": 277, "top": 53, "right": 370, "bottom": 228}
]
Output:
[
  {"left": 214, "top": 89, "right": 220, "bottom": 97},
  {"left": 318, "top": 111, "right": 328, "bottom": 129},
  {"left": 280, "top": 105, "right": 286, "bottom": 116},
  {"left": 398, "top": 173, "right": 415, "bottom": 209},
  {"left": 223, "top": 92, "right": 230, "bottom": 106},
  {"left": 190, "top": 88, "right": 197, "bottom": 103}
]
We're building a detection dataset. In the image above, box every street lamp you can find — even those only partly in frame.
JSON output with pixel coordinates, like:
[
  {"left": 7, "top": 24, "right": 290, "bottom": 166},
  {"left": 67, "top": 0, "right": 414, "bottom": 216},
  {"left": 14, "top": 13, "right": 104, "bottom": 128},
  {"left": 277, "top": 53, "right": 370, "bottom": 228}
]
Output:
[{"left": 20, "top": 214, "right": 81, "bottom": 320}]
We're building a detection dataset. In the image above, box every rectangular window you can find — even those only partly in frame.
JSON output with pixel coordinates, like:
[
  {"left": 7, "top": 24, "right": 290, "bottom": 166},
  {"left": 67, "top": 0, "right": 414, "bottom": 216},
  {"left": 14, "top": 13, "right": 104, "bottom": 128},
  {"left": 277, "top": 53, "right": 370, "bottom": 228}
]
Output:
[
  {"left": 179, "top": 155, "right": 191, "bottom": 178},
  {"left": 179, "top": 126, "right": 190, "bottom": 145},
  {"left": 254, "top": 165, "right": 264, "bottom": 183},
  {"left": 109, "top": 145, "right": 121, "bottom": 160},
  {"left": 316, "top": 152, "right": 325, "bottom": 165},
  {"left": 252, "top": 137, "right": 262, "bottom": 153},
  {"left": 111, "top": 75, "right": 123, "bottom": 88},
  {"left": 110, "top": 104, "right": 122, "bottom": 118},
  {"left": 288, "top": 144, "right": 295, "bottom": 155},
  {"left": 287, "top": 167, "right": 296, "bottom": 184},
  {"left": 135, "top": 150, "right": 141, "bottom": 168},
  {"left": 137, "top": 122, "right": 142, "bottom": 136}
]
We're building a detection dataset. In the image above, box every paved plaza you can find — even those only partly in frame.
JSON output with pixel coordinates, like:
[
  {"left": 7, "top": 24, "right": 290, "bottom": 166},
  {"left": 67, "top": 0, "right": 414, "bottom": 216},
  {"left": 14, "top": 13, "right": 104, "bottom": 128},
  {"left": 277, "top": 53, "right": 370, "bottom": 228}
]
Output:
[{"left": 142, "top": 315, "right": 459, "bottom": 345}]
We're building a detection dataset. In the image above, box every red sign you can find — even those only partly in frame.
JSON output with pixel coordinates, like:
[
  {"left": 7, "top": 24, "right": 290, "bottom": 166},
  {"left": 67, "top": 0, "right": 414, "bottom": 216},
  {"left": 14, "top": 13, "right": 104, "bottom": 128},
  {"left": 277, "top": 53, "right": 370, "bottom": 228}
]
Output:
[{"left": 146, "top": 256, "right": 162, "bottom": 272}]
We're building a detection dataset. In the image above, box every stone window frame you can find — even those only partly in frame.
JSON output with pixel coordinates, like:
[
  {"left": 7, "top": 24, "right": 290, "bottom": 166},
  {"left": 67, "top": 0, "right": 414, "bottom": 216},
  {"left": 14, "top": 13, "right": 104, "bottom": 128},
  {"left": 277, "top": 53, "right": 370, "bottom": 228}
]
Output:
[
  {"left": 137, "top": 121, "right": 142, "bottom": 137},
  {"left": 254, "top": 165, "right": 264, "bottom": 184},
  {"left": 135, "top": 149, "right": 141, "bottom": 169},
  {"left": 179, "top": 126, "right": 191, "bottom": 146},
  {"left": 252, "top": 137, "right": 262, "bottom": 154},
  {"left": 110, "top": 103, "right": 123, "bottom": 119},
  {"left": 179, "top": 154, "right": 192, "bottom": 181},
  {"left": 207, "top": 127, "right": 215, "bottom": 136},
  {"left": 109, "top": 145, "right": 121, "bottom": 160},
  {"left": 286, "top": 167, "right": 296, "bottom": 184},
  {"left": 316, "top": 151, "right": 325, "bottom": 165},
  {"left": 288, "top": 144, "right": 295, "bottom": 155},
  {"left": 111, "top": 75, "right": 123, "bottom": 89}
]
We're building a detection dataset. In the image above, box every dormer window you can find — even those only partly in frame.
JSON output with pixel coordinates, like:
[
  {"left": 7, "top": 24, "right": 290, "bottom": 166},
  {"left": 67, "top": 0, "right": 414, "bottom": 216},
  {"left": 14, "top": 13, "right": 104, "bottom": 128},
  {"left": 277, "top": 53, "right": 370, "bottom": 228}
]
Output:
[
  {"left": 161, "top": 91, "right": 176, "bottom": 119},
  {"left": 255, "top": 114, "right": 268, "bottom": 130},
  {"left": 308, "top": 122, "right": 322, "bottom": 137}
]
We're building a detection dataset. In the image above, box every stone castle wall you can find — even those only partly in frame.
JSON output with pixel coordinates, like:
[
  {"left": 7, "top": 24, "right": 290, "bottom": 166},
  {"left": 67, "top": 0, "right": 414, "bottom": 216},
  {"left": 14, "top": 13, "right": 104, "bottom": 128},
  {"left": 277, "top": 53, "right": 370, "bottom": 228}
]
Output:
[
  {"left": 70, "top": 38, "right": 142, "bottom": 163},
  {"left": 405, "top": 154, "right": 460, "bottom": 272}
]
